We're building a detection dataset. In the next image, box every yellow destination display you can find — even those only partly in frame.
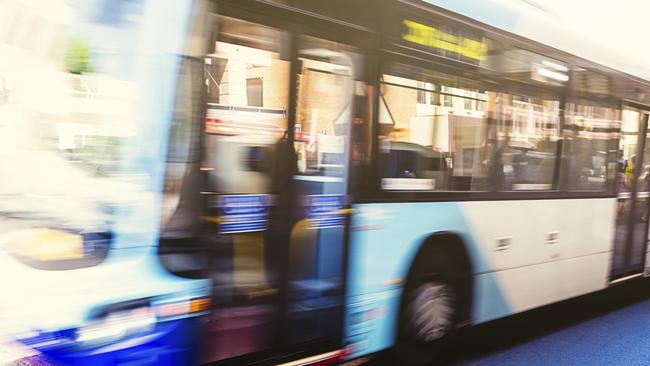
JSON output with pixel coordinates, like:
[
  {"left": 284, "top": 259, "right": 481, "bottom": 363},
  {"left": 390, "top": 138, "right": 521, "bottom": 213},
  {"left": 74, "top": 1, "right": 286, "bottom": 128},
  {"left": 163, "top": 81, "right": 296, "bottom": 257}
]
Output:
[{"left": 402, "top": 19, "right": 487, "bottom": 61}]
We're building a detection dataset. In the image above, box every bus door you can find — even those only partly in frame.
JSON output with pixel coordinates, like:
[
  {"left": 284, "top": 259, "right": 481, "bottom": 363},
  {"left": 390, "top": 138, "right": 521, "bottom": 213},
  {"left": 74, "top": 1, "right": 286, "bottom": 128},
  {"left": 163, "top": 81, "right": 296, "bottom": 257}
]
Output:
[
  {"left": 188, "top": 15, "right": 291, "bottom": 363},
  {"left": 189, "top": 12, "right": 368, "bottom": 363},
  {"left": 284, "top": 35, "right": 366, "bottom": 348},
  {"left": 611, "top": 108, "right": 650, "bottom": 280}
]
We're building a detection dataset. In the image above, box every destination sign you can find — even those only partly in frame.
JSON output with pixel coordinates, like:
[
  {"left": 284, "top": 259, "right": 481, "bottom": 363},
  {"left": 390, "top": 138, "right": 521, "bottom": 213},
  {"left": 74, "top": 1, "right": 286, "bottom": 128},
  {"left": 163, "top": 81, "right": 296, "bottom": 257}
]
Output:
[
  {"left": 307, "top": 194, "right": 345, "bottom": 229},
  {"left": 218, "top": 194, "right": 269, "bottom": 234},
  {"left": 402, "top": 19, "right": 487, "bottom": 61}
]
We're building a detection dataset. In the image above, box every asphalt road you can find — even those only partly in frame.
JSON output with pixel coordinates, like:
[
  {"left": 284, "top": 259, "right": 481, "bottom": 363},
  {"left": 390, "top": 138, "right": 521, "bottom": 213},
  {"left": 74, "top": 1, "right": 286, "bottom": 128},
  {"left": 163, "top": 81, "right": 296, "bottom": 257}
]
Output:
[
  {"left": 450, "top": 278, "right": 650, "bottom": 365},
  {"left": 370, "top": 278, "right": 650, "bottom": 366}
]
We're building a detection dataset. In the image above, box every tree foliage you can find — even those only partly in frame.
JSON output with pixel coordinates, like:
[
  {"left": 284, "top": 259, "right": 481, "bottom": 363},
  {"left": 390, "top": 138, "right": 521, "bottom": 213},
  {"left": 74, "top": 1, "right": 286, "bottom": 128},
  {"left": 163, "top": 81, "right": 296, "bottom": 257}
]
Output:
[{"left": 64, "top": 39, "right": 93, "bottom": 75}]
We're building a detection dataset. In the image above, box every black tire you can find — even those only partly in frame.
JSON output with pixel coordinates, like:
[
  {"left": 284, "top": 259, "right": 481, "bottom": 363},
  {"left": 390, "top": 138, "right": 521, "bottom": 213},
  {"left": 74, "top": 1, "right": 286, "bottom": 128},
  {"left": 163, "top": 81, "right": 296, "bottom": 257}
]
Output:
[{"left": 393, "top": 275, "right": 458, "bottom": 366}]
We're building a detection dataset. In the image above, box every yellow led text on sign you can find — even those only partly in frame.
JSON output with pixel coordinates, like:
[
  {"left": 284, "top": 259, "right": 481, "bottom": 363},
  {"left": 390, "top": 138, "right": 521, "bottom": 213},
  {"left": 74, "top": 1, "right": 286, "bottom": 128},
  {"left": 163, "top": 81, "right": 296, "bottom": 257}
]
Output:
[{"left": 402, "top": 20, "right": 487, "bottom": 61}]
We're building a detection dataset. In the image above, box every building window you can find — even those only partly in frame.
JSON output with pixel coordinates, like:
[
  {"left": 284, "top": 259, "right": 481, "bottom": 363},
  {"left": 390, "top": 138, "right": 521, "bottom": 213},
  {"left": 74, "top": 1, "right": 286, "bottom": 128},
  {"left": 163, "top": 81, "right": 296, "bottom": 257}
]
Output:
[
  {"left": 464, "top": 97, "right": 472, "bottom": 110},
  {"left": 443, "top": 93, "right": 452, "bottom": 107},
  {"left": 416, "top": 81, "right": 433, "bottom": 105},
  {"left": 246, "top": 77, "right": 263, "bottom": 107}
]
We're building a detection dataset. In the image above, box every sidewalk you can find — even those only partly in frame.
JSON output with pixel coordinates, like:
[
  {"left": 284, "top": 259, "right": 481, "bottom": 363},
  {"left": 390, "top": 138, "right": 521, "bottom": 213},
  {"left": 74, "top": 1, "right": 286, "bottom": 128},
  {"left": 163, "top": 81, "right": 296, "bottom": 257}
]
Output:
[{"left": 0, "top": 337, "right": 45, "bottom": 366}]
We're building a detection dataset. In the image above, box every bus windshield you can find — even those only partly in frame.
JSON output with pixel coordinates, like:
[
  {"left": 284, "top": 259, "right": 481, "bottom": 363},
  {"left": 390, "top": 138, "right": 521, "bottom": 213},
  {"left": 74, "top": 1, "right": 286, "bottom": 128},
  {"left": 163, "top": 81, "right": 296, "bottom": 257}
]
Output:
[{"left": 0, "top": 1, "right": 148, "bottom": 269}]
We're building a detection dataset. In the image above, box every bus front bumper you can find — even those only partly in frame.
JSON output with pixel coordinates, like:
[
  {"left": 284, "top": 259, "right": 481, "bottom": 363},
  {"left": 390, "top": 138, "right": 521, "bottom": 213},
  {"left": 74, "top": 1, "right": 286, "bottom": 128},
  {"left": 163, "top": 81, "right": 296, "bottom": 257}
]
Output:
[{"left": 17, "top": 317, "right": 200, "bottom": 366}]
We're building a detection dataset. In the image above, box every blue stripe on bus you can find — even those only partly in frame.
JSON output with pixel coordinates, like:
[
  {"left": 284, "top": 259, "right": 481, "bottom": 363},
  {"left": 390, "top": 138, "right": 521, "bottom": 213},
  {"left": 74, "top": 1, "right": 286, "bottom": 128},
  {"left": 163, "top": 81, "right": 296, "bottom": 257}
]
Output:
[{"left": 343, "top": 202, "right": 511, "bottom": 358}]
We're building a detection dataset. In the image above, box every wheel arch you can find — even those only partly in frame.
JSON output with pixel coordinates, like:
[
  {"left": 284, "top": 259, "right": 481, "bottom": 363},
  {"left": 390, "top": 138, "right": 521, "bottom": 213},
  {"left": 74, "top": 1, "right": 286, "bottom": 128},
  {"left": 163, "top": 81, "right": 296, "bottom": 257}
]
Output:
[{"left": 400, "top": 231, "right": 474, "bottom": 327}]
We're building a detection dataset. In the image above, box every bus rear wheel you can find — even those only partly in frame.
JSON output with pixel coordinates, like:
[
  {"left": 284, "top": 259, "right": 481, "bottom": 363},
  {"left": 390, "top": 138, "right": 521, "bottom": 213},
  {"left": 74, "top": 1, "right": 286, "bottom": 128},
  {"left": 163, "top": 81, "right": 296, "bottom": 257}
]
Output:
[{"left": 395, "top": 276, "right": 458, "bottom": 365}]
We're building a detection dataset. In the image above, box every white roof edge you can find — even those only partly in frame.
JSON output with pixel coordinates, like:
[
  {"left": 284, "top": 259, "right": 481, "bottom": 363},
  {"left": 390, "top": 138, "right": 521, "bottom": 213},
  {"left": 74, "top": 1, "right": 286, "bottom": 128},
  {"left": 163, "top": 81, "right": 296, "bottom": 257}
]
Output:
[{"left": 422, "top": 0, "right": 650, "bottom": 81}]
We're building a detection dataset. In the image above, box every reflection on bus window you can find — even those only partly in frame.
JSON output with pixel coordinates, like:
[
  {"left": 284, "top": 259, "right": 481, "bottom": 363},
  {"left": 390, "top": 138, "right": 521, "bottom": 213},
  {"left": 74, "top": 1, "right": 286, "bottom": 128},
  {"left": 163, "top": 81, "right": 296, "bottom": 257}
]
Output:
[
  {"left": 294, "top": 40, "right": 359, "bottom": 178},
  {"left": 564, "top": 102, "right": 621, "bottom": 191},
  {"left": 498, "top": 94, "right": 560, "bottom": 191},
  {"left": 203, "top": 15, "right": 289, "bottom": 194},
  {"left": 378, "top": 71, "right": 492, "bottom": 191},
  {"left": 620, "top": 109, "right": 640, "bottom": 167}
]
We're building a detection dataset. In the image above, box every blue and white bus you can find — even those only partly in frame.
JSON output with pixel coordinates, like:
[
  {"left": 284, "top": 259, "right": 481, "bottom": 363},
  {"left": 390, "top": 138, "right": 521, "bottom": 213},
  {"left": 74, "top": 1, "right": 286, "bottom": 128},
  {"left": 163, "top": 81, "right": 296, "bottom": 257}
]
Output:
[
  {"left": 3, "top": 0, "right": 650, "bottom": 365},
  {"left": 0, "top": 1, "right": 212, "bottom": 364}
]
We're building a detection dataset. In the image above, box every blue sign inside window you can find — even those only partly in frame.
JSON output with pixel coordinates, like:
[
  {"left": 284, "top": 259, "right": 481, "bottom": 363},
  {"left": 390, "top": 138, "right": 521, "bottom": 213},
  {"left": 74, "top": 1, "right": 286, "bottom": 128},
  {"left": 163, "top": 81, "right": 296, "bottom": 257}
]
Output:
[
  {"left": 218, "top": 194, "right": 269, "bottom": 234},
  {"left": 307, "top": 194, "right": 345, "bottom": 229}
]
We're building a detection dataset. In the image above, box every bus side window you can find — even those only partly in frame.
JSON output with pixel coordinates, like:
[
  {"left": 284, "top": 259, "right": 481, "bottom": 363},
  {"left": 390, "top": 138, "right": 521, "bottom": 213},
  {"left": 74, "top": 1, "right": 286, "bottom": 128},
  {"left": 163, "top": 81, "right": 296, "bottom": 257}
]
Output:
[
  {"left": 497, "top": 94, "right": 560, "bottom": 191},
  {"left": 378, "top": 69, "right": 492, "bottom": 192},
  {"left": 564, "top": 101, "right": 620, "bottom": 192}
]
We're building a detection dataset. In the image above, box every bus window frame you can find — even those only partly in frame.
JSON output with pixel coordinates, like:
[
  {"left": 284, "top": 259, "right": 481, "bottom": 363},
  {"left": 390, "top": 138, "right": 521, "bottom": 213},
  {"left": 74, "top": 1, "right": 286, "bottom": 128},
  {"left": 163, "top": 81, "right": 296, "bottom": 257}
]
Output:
[
  {"left": 359, "top": 52, "right": 625, "bottom": 202},
  {"left": 364, "top": 50, "right": 584, "bottom": 201}
]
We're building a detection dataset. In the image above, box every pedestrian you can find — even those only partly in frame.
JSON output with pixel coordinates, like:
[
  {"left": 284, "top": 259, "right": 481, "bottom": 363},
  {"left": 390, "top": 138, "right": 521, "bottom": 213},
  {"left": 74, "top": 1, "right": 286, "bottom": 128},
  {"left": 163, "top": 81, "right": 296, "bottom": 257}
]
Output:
[
  {"left": 625, "top": 155, "right": 637, "bottom": 189},
  {"left": 617, "top": 160, "right": 628, "bottom": 215}
]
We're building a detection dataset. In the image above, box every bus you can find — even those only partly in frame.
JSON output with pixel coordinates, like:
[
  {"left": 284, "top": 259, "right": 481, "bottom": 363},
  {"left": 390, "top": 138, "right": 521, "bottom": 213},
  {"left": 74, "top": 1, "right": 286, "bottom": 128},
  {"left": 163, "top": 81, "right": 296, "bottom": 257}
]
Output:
[
  {"left": 3, "top": 0, "right": 650, "bottom": 365},
  {"left": 0, "top": 1, "right": 212, "bottom": 365}
]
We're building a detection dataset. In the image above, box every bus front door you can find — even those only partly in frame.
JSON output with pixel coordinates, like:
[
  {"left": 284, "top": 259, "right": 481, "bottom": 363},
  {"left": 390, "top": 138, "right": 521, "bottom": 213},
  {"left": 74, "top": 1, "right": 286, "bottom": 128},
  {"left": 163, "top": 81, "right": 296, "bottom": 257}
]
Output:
[
  {"left": 191, "top": 12, "right": 368, "bottom": 363},
  {"left": 282, "top": 35, "right": 366, "bottom": 349}
]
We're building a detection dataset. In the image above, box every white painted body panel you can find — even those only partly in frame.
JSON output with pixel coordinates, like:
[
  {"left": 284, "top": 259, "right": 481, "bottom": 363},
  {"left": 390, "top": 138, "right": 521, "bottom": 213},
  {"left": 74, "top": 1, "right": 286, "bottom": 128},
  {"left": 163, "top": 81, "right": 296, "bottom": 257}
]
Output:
[{"left": 462, "top": 198, "right": 617, "bottom": 320}]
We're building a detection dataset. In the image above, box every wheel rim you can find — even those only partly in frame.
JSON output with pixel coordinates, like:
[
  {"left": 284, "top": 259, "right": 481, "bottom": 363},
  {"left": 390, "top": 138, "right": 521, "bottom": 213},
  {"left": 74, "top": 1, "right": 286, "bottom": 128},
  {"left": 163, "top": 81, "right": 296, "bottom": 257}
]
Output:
[{"left": 408, "top": 281, "right": 455, "bottom": 342}]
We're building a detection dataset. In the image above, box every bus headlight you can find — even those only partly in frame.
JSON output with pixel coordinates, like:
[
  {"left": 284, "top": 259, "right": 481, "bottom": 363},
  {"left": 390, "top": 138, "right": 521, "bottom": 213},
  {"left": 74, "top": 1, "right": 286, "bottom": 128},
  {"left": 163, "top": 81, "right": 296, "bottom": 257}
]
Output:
[
  {"left": 75, "top": 307, "right": 155, "bottom": 346},
  {"left": 74, "top": 297, "right": 210, "bottom": 347}
]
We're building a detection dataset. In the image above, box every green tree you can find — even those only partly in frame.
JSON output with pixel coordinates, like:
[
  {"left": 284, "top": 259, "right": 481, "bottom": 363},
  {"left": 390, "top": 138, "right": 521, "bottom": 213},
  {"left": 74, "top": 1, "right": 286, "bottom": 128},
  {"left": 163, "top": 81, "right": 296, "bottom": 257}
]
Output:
[{"left": 64, "top": 39, "right": 93, "bottom": 75}]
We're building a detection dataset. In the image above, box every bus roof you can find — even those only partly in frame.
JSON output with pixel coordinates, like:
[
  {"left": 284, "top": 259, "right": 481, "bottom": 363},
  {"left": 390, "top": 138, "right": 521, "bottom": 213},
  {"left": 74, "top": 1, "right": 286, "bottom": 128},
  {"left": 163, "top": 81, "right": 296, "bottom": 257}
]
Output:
[{"left": 422, "top": 0, "right": 650, "bottom": 82}]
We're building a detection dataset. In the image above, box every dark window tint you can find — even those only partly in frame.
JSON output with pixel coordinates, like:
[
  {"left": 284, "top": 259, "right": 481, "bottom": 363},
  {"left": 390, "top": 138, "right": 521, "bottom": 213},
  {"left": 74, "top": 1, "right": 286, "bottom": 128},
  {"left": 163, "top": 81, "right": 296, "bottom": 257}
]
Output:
[
  {"left": 498, "top": 94, "right": 560, "bottom": 191},
  {"left": 564, "top": 102, "right": 621, "bottom": 191}
]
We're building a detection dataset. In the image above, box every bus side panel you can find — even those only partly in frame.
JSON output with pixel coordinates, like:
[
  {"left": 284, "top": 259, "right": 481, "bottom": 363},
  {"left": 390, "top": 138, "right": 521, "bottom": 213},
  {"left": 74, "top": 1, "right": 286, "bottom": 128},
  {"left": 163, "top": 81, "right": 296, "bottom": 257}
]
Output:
[
  {"left": 462, "top": 198, "right": 616, "bottom": 317},
  {"left": 343, "top": 198, "right": 616, "bottom": 359},
  {"left": 343, "top": 201, "right": 509, "bottom": 358}
]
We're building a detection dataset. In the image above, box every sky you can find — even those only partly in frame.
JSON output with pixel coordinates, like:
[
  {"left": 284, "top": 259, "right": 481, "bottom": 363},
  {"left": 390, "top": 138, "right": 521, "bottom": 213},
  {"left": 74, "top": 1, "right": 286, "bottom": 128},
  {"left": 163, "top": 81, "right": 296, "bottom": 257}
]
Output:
[
  {"left": 536, "top": 0, "right": 650, "bottom": 77},
  {"left": 426, "top": 0, "right": 650, "bottom": 78}
]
